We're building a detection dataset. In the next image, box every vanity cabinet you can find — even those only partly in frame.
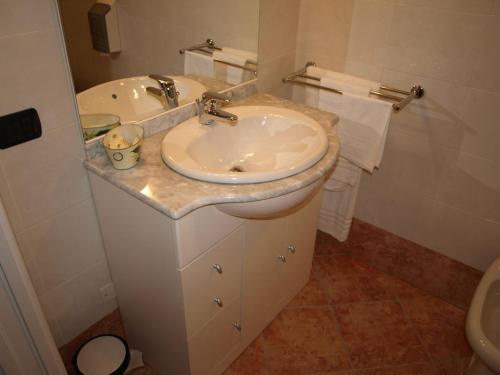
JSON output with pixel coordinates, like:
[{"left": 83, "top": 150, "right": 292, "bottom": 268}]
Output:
[{"left": 89, "top": 173, "right": 322, "bottom": 375}]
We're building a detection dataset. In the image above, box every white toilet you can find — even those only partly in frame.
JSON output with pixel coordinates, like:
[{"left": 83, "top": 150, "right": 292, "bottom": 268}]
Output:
[{"left": 466, "top": 258, "right": 500, "bottom": 375}]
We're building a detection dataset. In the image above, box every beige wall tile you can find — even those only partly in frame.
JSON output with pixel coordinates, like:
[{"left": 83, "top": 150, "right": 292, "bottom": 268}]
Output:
[
  {"left": 0, "top": 125, "right": 90, "bottom": 228},
  {"left": 394, "top": 0, "right": 496, "bottom": 15},
  {"left": 380, "top": 69, "right": 468, "bottom": 150},
  {"left": 355, "top": 126, "right": 444, "bottom": 242},
  {"left": 19, "top": 199, "right": 106, "bottom": 293},
  {"left": 436, "top": 150, "right": 500, "bottom": 224},
  {"left": 257, "top": 0, "right": 301, "bottom": 97},
  {"left": 0, "top": 28, "right": 79, "bottom": 132},
  {"left": 422, "top": 202, "right": 500, "bottom": 271},
  {"left": 466, "top": 15, "right": 500, "bottom": 93},
  {"left": 40, "top": 261, "right": 117, "bottom": 346},
  {"left": 344, "top": 0, "right": 393, "bottom": 81},
  {"left": 259, "top": 0, "right": 300, "bottom": 64},
  {"left": 0, "top": 0, "right": 55, "bottom": 36},
  {"left": 257, "top": 52, "right": 296, "bottom": 99},
  {"left": 494, "top": 0, "right": 500, "bottom": 15},
  {"left": 459, "top": 89, "right": 500, "bottom": 163},
  {"left": 296, "top": 0, "right": 353, "bottom": 71}
]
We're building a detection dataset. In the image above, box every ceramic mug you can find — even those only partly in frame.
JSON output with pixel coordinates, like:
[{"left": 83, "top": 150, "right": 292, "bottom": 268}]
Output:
[{"left": 103, "top": 124, "right": 144, "bottom": 170}]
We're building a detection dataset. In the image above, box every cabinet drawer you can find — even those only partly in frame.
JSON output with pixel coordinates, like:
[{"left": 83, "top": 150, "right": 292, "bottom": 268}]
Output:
[
  {"left": 188, "top": 298, "right": 241, "bottom": 375},
  {"left": 181, "top": 226, "right": 244, "bottom": 337},
  {"left": 174, "top": 205, "right": 245, "bottom": 268}
]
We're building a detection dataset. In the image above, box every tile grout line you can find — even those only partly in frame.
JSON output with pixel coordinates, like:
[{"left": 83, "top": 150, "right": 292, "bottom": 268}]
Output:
[{"left": 395, "top": 295, "right": 441, "bottom": 374}]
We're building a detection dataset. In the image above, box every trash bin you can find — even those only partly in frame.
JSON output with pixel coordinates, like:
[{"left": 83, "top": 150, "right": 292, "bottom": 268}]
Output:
[{"left": 72, "top": 334, "right": 130, "bottom": 375}]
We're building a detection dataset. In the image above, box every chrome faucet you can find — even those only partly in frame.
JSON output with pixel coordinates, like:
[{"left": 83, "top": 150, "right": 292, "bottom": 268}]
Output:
[
  {"left": 146, "top": 74, "right": 179, "bottom": 109},
  {"left": 196, "top": 91, "right": 238, "bottom": 125}
]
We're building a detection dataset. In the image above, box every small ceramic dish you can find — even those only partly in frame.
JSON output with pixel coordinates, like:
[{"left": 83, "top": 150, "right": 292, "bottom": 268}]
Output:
[
  {"left": 102, "top": 124, "right": 144, "bottom": 170},
  {"left": 80, "top": 113, "right": 120, "bottom": 141}
]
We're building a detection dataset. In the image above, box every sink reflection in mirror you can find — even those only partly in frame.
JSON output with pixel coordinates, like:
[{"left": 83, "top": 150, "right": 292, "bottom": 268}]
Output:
[
  {"left": 57, "top": 0, "right": 259, "bottom": 142},
  {"left": 77, "top": 76, "right": 206, "bottom": 125}
]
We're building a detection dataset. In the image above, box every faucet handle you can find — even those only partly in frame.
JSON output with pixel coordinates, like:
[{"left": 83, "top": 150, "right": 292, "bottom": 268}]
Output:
[
  {"left": 146, "top": 86, "right": 163, "bottom": 97},
  {"left": 201, "top": 91, "right": 232, "bottom": 105},
  {"left": 149, "top": 74, "right": 175, "bottom": 88}
]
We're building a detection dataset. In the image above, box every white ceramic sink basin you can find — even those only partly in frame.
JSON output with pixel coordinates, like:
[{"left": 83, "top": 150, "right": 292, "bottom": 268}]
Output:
[
  {"left": 161, "top": 106, "right": 329, "bottom": 184},
  {"left": 77, "top": 75, "right": 206, "bottom": 124}
]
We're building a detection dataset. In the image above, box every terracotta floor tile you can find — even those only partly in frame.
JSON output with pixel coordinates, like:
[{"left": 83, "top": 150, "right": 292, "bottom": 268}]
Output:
[
  {"left": 223, "top": 337, "right": 268, "bottom": 375},
  {"left": 434, "top": 356, "right": 471, "bottom": 375},
  {"left": 287, "top": 259, "right": 330, "bottom": 308},
  {"left": 374, "top": 273, "right": 428, "bottom": 300},
  {"left": 263, "top": 307, "right": 351, "bottom": 374},
  {"left": 334, "top": 300, "right": 427, "bottom": 369},
  {"left": 318, "top": 256, "right": 393, "bottom": 304},
  {"left": 315, "top": 230, "right": 358, "bottom": 256},
  {"left": 399, "top": 296, "right": 471, "bottom": 362},
  {"left": 333, "top": 362, "right": 437, "bottom": 374}
]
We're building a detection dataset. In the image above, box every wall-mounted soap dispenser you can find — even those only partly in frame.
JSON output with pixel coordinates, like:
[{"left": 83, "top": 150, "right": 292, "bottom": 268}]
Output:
[{"left": 88, "top": 0, "right": 121, "bottom": 54}]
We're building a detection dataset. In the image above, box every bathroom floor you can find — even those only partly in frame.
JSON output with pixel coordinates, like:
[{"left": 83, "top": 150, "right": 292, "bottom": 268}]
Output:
[{"left": 60, "top": 229, "right": 472, "bottom": 375}]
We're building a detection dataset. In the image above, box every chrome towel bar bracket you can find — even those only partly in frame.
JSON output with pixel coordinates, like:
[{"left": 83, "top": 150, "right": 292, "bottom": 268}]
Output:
[
  {"left": 180, "top": 38, "right": 257, "bottom": 76},
  {"left": 283, "top": 61, "right": 424, "bottom": 112}
]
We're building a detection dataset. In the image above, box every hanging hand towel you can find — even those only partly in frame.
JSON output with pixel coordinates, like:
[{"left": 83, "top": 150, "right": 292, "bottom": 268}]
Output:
[
  {"left": 307, "top": 66, "right": 380, "bottom": 96},
  {"left": 319, "top": 76, "right": 392, "bottom": 172},
  {"left": 212, "top": 50, "right": 250, "bottom": 85},
  {"left": 183, "top": 51, "right": 214, "bottom": 78},
  {"left": 221, "top": 47, "right": 258, "bottom": 65}
]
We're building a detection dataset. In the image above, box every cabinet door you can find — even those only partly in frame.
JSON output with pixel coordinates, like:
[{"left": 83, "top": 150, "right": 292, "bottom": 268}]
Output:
[
  {"left": 242, "top": 216, "right": 288, "bottom": 340},
  {"left": 284, "top": 190, "right": 323, "bottom": 291}
]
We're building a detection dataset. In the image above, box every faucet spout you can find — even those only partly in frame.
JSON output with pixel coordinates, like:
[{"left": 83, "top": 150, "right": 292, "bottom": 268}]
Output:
[
  {"left": 147, "top": 74, "right": 179, "bottom": 109},
  {"left": 196, "top": 91, "right": 238, "bottom": 125}
]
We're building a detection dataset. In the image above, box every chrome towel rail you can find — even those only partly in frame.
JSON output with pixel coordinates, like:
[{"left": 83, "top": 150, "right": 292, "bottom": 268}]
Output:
[
  {"left": 180, "top": 38, "right": 257, "bottom": 75},
  {"left": 179, "top": 38, "right": 221, "bottom": 55},
  {"left": 283, "top": 62, "right": 424, "bottom": 112}
]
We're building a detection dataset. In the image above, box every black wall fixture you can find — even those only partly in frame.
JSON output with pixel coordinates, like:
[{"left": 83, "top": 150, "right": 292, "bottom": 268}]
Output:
[{"left": 0, "top": 108, "right": 42, "bottom": 149}]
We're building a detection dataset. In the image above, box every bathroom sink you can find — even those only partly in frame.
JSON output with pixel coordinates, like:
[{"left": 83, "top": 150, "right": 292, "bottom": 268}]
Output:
[
  {"left": 161, "top": 106, "right": 329, "bottom": 184},
  {"left": 77, "top": 76, "right": 206, "bottom": 124}
]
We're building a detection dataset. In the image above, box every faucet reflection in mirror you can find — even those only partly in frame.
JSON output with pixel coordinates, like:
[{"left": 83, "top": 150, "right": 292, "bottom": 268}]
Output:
[{"left": 146, "top": 75, "right": 180, "bottom": 110}]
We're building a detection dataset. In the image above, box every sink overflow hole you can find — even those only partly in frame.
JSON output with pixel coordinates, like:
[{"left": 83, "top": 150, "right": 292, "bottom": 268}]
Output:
[{"left": 229, "top": 166, "right": 245, "bottom": 172}]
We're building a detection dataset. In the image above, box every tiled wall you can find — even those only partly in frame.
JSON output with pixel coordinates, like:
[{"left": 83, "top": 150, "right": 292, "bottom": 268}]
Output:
[
  {"left": 292, "top": 0, "right": 500, "bottom": 271},
  {"left": 257, "top": 0, "right": 301, "bottom": 99},
  {"left": 58, "top": 0, "right": 259, "bottom": 92},
  {"left": 0, "top": 0, "right": 116, "bottom": 346}
]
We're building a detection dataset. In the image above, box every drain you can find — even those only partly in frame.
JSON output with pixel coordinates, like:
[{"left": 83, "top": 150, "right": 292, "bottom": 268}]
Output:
[
  {"left": 229, "top": 166, "right": 245, "bottom": 172},
  {"left": 112, "top": 94, "right": 118, "bottom": 99}
]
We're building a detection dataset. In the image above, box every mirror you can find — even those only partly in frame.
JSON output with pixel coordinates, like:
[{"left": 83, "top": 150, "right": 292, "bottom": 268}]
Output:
[{"left": 57, "top": 0, "right": 259, "bottom": 141}]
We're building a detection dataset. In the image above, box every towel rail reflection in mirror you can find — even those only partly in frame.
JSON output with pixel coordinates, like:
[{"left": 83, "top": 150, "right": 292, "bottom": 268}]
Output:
[
  {"left": 180, "top": 38, "right": 257, "bottom": 75},
  {"left": 282, "top": 62, "right": 424, "bottom": 112}
]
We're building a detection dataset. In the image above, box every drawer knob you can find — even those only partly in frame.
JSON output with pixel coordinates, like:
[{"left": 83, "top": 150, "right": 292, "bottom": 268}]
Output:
[
  {"left": 278, "top": 255, "right": 287, "bottom": 263},
  {"left": 233, "top": 322, "right": 242, "bottom": 332},
  {"left": 213, "top": 298, "right": 223, "bottom": 307},
  {"left": 288, "top": 245, "right": 296, "bottom": 254},
  {"left": 212, "top": 264, "right": 223, "bottom": 274}
]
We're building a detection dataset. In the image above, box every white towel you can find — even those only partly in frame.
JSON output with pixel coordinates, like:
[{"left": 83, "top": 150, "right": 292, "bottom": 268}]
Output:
[
  {"left": 212, "top": 50, "right": 250, "bottom": 85},
  {"left": 221, "top": 47, "right": 258, "bottom": 65},
  {"left": 324, "top": 157, "right": 361, "bottom": 190},
  {"left": 183, "top": 51, "right": 214, "bottom": 78},
  {"left": 319, "top": 76, "right": 392, "bottom": 172}
]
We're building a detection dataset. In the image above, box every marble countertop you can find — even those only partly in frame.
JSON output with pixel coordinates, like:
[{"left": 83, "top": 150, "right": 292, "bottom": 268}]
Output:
[{"left": 85, "top": 93, "right": 340, "bottom": 220}]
